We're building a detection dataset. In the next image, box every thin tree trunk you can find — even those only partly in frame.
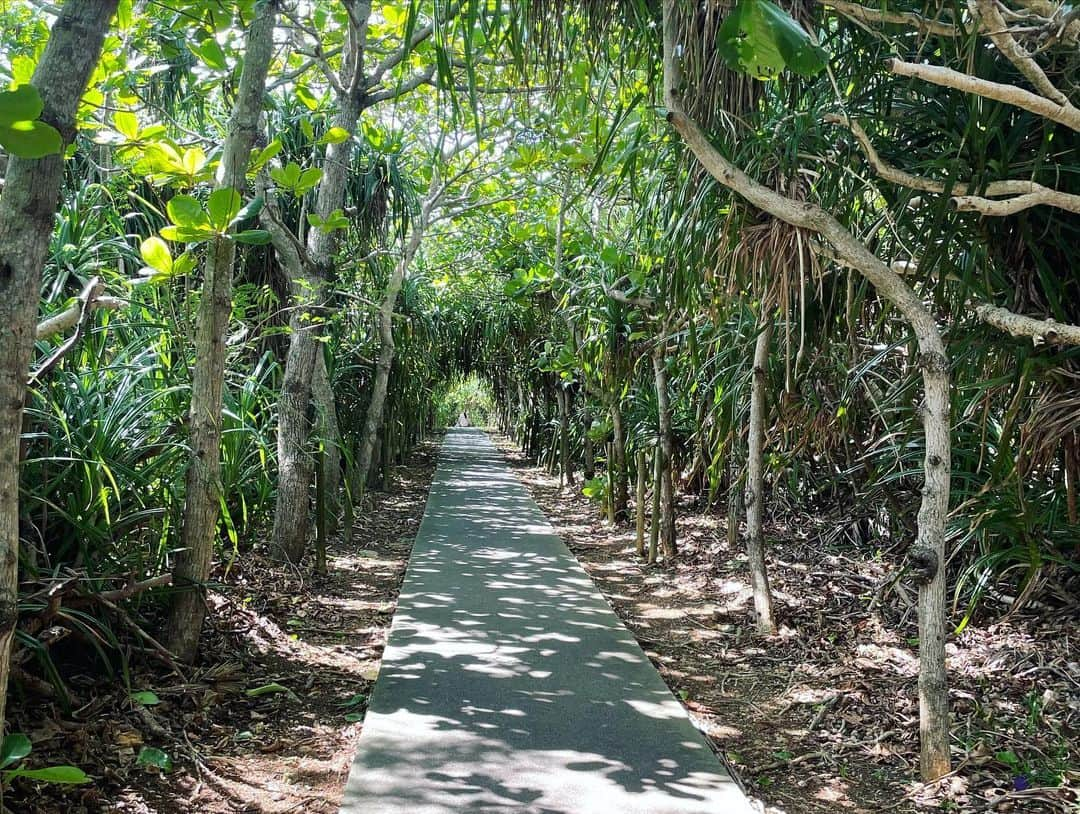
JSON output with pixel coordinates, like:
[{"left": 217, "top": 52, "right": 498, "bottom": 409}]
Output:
[
  {"left": 649, "top": 447, "right": 662, "bottom": 565},
  {"left": 582, "top": 408, "right": 595, "bottom": 480},
  {"left": 312, "top": 352, "right": 341, "bottom": 531},
  {"left": 653, "top": 340, "right": 676, "bottom": 561},
  {"left": 0, "top": 0, "right": 117, "bottom": 752},
  {"left": 745, "top": 320, "right": 777, "bottom": 635},
  {"left": 354, "top": 220, "right": 424, "bottom": 494},
  {"left": 557, "top": 386, "right": 574, "bottom": 486},
  {"left": 635, "top": 450, "right": 646, "bottom": 556},
  {"left": 661, "top": 0, "right": 951, "bottom": 777},
  {"left": 165, "top": 0, "right": 277, "bottom": 662},
  {"left": 611, "top": 400, "right": 630, "bottom": 521},
  {"left": 271, "top": 2, "right": 371, "bottom": 562},
  {"left": 314, "top": 447, "right": 327, "bottom": 575}
]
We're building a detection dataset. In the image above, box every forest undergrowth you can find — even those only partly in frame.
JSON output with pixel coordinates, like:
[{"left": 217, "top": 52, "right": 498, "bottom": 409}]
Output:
[
  {"left": 495, "top": 436, "right": 1080, "bottom": 814},
  {"left": 8, "top": 443, "right": 439, "bottom": 814}
]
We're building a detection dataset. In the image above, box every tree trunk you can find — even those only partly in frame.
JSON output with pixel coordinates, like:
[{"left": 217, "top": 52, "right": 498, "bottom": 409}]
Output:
[
  {"left": 165, "top": 0, "right": 277, "bottom": 663},
  {"left": 745, "top": 319, "right": 777, "bottom": 635},
  {"left": 312, "top": 352, "right": 342, "bottom": 531},
  {"left": 648, "top": 447, "right": 662, "bottom": 564},
  {"left": 271, "top": 1, "right": 371, "bottom": 562},
  {"left": 653, "top": 341, "right": 677, "bottom": 561},
  {"left": 635, "top": 450, "right": 646, "bottom": 556},
  {"left": 582, "top": 408, "right": 595, "bottom": 480},
  {"left": 611, "top": 401, "right": 630, "bottom": 521},
  {"left": 354, "top": 222, "right": 424, "bottom": 494},
  {"left": 0, "top": 0, "right": 117, "bottom": 751},
  {"left": 557, "top": 386, "right": 574, "bottom": 486},
  {"left": 661, "top": 0, "right": 951, "bottom": 777}
]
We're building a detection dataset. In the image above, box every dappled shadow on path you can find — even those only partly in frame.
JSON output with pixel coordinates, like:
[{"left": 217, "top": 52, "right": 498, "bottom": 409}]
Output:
[{"left": 342, "top": 429, "right": 750, "bottom": 814}]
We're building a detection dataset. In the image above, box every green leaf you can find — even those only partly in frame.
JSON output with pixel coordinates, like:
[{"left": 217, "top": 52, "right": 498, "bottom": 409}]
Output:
[
  {"left": 181, "top": 147, "right": 207, "bottom": 177},
  {"left": 0, "top": 734, "right": 31, "bottom": 770},
  {"left": 295, "top": 84, "right": 320, "bottom": 111},
  {"left": 136, "top": 746, "right": 173, "bottom": 772},
  {"left": 344, "top": 712, "right": 363, "bottom": 722},
  {"left": 131, "top": 691, "right": 160, "bottom": 706},
  {"left": 5, "top": 765, "right": 90, "bottom": 784},
  {"left": 113, "top": 111, "right": 139, "bottom": 140},
  {"left": 318, "top": 126, "right": 351, "bottom": 145},
  {"left": 300, "top": 118, "right": 314, "bottom": 141},
  {"left": 208, "top": 188, "right": 242, "bottom": 230},
  {"left": 250, "top": 139, "right": 281, "bottom": 172},
  {"left": 270, "top": 161, "right": 302, "bottom": 190},
  {"left": 140, "top": 237, "right": 172, "bottom": 274},
  {"left": 0, "top": 85, "right": 43, "bottom": 127},
  {"left": 188, "top": 37, "right": 227, "bottom": 71},
  {"left": 159, "top": 225, "right": 216, "bottom": 244},
  {"left": 296, "top": 167, "right": 323, "bottom": 194},
  {"left": 716, "top": 0, "right": 828, "bottom": 79},
  {"left": 230, "top": 195, "right": 264, "bottom": 227},
  {"left": 166, "top": 195, "right": 209, "bottom": 229},
  {"left": 233, "top": 229, "right": 271, "bottom": 244},
  {"left": 0, "top": 119, "right": 63, "bottom": 158},
  {"left": 245, "top": 682, "right": 297, "bottom": 700}
]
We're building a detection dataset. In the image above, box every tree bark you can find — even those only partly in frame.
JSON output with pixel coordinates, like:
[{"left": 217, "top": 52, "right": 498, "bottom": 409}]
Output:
[
  {"left": 0, "top": 0, "right": 117, "bottom": 754},
  {"left": 653, "top": 341, "right": 677, "bottom": 561},
  {"left": 354, "top": 220, "right": 424, "bottom": 494},
  {"left": 610, "top": 400, "right": 630, "bottom": 521},
  {"left": 556, "top": 386, "right": 574, "bottom": 486},
  {"left": 745, "top": 319, "right": 777, "bottom": 635},
  {"left": 635, "top": 450, "right": 647, "bottom": 556},
  {"left": 165, "top": 0, "right": 277, "bottom": 663},
  {"left": 313, "top": 352, "right": 342, "bottom": 530},
  {"left": 271, "top": 2, "right": 371, "bottom": 561},
  {"left": 662, "top": 0, "right": 951, "bottom": 778}
]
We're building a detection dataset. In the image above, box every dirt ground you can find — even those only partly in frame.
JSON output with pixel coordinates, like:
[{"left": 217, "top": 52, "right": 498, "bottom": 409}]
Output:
[
  {"left": 10, "top": 433, "right": 1077, "bottom": 813},
  {"left": 8, "top": 441, "right": 439, "bottom": 814},
  {"left": 492, "top": 435, "right": 1078, "bottom": 814}
]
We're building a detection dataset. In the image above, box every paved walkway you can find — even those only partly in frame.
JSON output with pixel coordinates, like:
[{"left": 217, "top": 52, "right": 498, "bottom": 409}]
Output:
[{"left": 341, "top": 428, "right": 752, "bottom": 813}]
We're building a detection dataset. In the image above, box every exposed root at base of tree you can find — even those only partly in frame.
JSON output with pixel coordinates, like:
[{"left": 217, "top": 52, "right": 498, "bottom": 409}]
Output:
[
  {"left": 7, "top": 441, "right": 439, "bottom": 814},
  {"left": 494, "top": 436, "right": 1079, "bottom": 814}
]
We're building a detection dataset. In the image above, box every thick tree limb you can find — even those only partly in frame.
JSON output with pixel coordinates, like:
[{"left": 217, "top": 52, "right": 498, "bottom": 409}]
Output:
[
  {"left": 970, "top": 0, "right": 1070, "bottom": 105},
  {"left": 823, "top": 0, "right": 961, "bottom": 36},
  {"left": 29, "top": 277, "right": 117, "bottom": 385},
  {"left": 975, "top": 303, "right": 1080, "bottom": 345},
  {"left": 887, "top": 58, "right": 1080, "bottom": 132},
  {"left": 36, "top": 282, "right": 122, "bottom": 338},
  {"left": 827, "top": 114, "right": 1080, "bottom": 214}
]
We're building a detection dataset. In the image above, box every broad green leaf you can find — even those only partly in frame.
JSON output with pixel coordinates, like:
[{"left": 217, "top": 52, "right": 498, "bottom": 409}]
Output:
[
  {"left": 0, "top": 120, "right": 63, "bottom": 158},
  {"left": 5, "top": 765, "right": 90, "bottom": 784},
  {"left": 318, "top": 126, "right": 351, "bottom": 145},
  {"left": 245, "top": 682, "right": 298, "bottom": 700},
  {"left": 131, "top": 691, "right": 160, "bottom": 706},
  {"left": 181, "top": 147, "right": 207, "bottom": 177},
  {"left": 0, "top": 734, "right": 31, "bottom": 770},
  {"left": 136, "top": 746, "right": 172, "bottom": 772},
  {"left": 300, "top": 118, "right": 314, "bottom": 141},
  {"left": 231, "top": 195, "right": 264, "bottom": 226},
  {"left": 159, "top": 225, "right": 216, "bottom": 244},
  {"left": 270, "top": 162, "right": 302, "bottom": 189},
  {"left": 113, "top": 111, "right": 139, "bottom": 140},
  {"left": 189, "top": 38, "right": 227, "bottom": 71},
  {"left": 716, "top": 0, "right": 828, "bottom": 79},
  {"left": 0, "top": 84, "right": 43, "bottom": 127},
  {"left": 166, "top": 195, "right": 209, "bottom": 229},
  {"left": 295, "top": 85, "right": 320, "bottom": 111},
  {"left": 140, "top": 237, "right": 172, "bottom": 274},
  {"left": 208, "top": 188, "right": 242, "bottom": 230},
  {"left": 296, "top": 167, "right": 322, "bottom": 193},
  {"left": 233, "top": 229, "right": 271, "bottom": 244},
  {"left": 250, "top": 139, "right": 281, "bottom": 172}
]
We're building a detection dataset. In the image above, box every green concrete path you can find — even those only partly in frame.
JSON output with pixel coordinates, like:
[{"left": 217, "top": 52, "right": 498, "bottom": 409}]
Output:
[{"left": 341, "top": 428, "right": 753, "bottom": 813}]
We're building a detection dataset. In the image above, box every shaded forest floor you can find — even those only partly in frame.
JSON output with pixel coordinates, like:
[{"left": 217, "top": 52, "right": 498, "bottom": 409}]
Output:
[
  {"left": 8, "top": 440, "right": 439, "bottom": 814},
  {"left": 493, "top": 436, "right": 1079, "bottom": 814}
]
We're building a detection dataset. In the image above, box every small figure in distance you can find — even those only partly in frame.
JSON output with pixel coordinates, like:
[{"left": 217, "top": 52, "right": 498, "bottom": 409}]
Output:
[{"left": 457, "top": 410, "right": 470, "bottom": 427}]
